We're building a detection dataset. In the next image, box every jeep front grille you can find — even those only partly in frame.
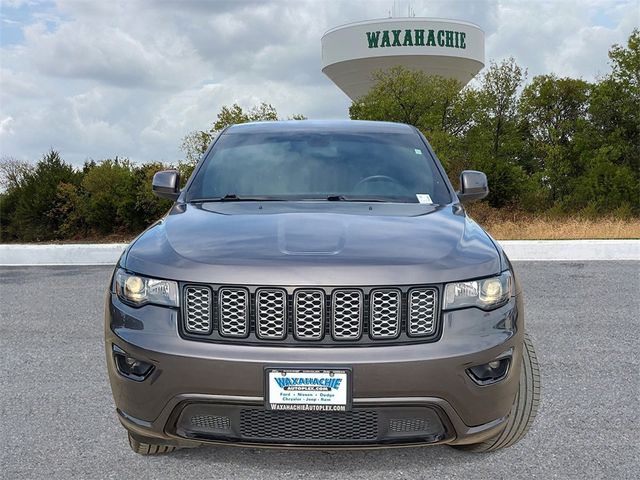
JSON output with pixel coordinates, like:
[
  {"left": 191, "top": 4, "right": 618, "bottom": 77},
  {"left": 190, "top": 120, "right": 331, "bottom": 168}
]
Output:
[
  {"left": 294, "top": 290, "right": 325, "bottom": 340},
  {"left": 182, "top": 284, "right": 440, "bottom": 345},
  {"left": 369, "top": 289, "right": 401, "bottom": 339},
  {"left": 408, "top": 288, "right": 438, "bottom": 336},
  {"left": 332, "top": 290, "right": 363, "bottom": 340},
  {"left": 256, "top": 289, "right": 287, "bottom": 339},
  {"left": 184, "top": 286, "right": 212, "bottom": 334},
  {"left": 218, "top": 288, "right": 249, "bottom": 337}
]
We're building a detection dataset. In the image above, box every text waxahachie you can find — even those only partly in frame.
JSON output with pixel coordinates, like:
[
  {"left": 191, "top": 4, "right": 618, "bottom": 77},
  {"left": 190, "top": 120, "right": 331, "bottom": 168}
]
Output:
[{"left": 366, "top": 29, "right": 467, "bottom": 49}]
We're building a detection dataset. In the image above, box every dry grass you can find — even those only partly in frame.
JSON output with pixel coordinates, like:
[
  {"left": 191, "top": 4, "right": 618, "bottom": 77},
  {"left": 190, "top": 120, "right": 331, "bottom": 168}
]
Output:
[
  {"left": 465, "top": 204, "right": 640, "bottom": 240},
  {"left": 481, "top": 217, "right": 640, "bottom": 240}
]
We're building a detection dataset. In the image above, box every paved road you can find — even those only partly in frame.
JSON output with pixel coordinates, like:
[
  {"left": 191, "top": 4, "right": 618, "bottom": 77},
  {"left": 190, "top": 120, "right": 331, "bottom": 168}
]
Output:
[{"left": 1, "top": 262, "right": 639, "bottom": 479}]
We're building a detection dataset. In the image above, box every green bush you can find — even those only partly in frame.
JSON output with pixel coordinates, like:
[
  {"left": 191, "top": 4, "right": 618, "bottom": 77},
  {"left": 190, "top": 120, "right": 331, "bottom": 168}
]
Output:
[
  {"left": 131, "top": 162, "right": 174, "bottom": 230},
  {"left": 0, "top": 153, "right": 178, "bottom": 242},
  {"left": 81, "top": 159, "right": 137, "bottom": 234},
  {"left": 9, "top": 150, "right": 81, "bottom": 241}
]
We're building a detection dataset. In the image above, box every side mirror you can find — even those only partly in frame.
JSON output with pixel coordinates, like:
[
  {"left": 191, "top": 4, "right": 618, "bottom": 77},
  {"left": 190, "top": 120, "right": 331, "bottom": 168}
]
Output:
[
  {"left": 457, "top": 170, "right": 488, "bottom": 203},
  {"left": 152, "top": 170, "right": 180, "bottom": 201}
]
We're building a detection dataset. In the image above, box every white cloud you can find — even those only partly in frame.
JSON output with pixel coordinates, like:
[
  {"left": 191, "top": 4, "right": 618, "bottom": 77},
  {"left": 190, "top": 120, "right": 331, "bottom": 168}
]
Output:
[
  {"left": 0, "top": 116, "right": 15, "bottom": 136},
  {"left": 0, "top": 0, "right": 636, "bottom": 166},
  {"left": 0, "top": 67, "right": 43, "bottom": 97}
]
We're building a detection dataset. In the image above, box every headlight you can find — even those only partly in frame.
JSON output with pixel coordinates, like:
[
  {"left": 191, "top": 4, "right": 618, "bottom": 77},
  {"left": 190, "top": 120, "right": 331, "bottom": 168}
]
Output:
[
  {"left": 115, "top": 269, "right": 179, "bottom": 307},
  {"left": 444, "top": 271, "right": 513, "bottom": 311}
]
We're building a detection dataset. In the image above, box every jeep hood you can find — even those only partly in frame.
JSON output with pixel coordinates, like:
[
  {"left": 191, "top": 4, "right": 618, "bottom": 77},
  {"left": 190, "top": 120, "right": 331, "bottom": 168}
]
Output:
[{"left": 124, "top": 202, "right": 501, "bottom": 286}]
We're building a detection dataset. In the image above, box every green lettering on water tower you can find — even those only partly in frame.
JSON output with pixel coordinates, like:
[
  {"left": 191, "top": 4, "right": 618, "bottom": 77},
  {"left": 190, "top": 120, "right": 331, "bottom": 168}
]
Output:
[{"left": 366, "top": 28, "right": 468, "bottom": 50}]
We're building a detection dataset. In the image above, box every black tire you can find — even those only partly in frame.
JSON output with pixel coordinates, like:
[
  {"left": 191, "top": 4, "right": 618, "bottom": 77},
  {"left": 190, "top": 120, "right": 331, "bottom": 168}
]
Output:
[
  {"left": 453, "top": 332, "right": 541, "bottom": 452},
  {"left": 128, "top": 432, "right": 177, "bottom": 455}
]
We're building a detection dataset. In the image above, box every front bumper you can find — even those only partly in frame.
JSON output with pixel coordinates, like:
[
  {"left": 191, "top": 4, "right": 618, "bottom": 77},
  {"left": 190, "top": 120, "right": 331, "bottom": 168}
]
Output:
[{"left": 105, "top": 292, "right": 523, "bottom": 448}]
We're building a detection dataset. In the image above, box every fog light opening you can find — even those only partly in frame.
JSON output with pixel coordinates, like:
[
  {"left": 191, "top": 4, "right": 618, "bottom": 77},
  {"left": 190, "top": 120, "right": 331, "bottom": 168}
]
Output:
[
  {"left": 467, "top": 357, "right": 511, "bottom": 385},
  {"left": 113, "top": 345, "right": 154, "bottom": 381}
]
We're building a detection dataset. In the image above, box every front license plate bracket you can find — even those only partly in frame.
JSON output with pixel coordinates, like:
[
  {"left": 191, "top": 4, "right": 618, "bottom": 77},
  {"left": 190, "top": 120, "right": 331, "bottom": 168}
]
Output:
[{"left": 264, "top": 367, "right": 352, "bottom": 412}]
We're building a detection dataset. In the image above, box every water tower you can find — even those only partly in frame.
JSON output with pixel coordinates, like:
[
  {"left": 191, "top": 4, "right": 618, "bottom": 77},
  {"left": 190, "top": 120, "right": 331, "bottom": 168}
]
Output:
[{"left": 321, "top": 18, "right": 485, "bottom": 100}]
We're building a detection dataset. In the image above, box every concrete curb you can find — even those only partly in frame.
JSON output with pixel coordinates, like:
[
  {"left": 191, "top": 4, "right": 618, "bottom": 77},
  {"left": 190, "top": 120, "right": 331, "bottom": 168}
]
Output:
[
  {"left": 0, "top": 243, "right": 129, "bottom": 266},
  {"left": 496, "top": 239, "right": 639, "bottom": 261},
  {"left": 0, "top": 240, "right": 638, "bottom": 266}
]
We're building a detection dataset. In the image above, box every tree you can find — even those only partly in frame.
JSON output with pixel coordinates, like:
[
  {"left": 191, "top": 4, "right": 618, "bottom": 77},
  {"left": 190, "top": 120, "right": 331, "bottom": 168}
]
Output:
[
  {"left": 0, "top": 157, "right": 33, "bottom": 191},
  {"left": 0, "top": 157, "right": 35, "bottom": 240},
  {"left": 348, "top": 66, "right": 478, "bottom": 176},
  {"left": 180, "top": 130, "right": 213, "bottom": 165},
  {"left": 609, "top": 28, "right": 640, "bottom": 91},
  {"left": 9, "top": 150, "right": 81, "bottom": 241},
  {"left": 462, "top": 58, "right": 530, "bottom": 207},
  {"left": 180, "top": 103, "right": 305, "bottom": 166},
  {"left": 520, "top": 75, "right": 590, "bottom": 149},
  {"left": 475, "top": 57, "right": 526, "bottom": 159},
  {"left": 81, "top": 158, "right": 137, "bottom": 234},
  {"left": 575, "top": 29, "right": 640, "bottom": 214},
  {"left": 349, "top": 66, "right": 468, "bottom": 135},
  {"left": 589, "top": 29, "right": 639, "bottom": 173},
  {"left": 132, "top": 162, "right": 174, "bottom": 229},
  {"left": 518, "top": 75, "right": 591, "bottom": 203}
]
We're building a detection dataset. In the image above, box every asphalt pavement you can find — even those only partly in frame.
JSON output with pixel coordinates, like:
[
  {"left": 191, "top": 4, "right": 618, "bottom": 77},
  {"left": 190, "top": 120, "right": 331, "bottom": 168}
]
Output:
[{"left": 1, "top": 262, "right": 639, "bottom": 479}]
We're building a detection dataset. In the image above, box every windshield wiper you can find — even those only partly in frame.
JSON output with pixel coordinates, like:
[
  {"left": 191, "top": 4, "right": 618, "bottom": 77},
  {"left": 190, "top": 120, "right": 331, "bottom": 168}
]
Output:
[
  {"left": 326, "top": 195, "right": 392, "bottom": 202},
  {"left": 190, "top": 194, "right": 285, "bottom": 203}
]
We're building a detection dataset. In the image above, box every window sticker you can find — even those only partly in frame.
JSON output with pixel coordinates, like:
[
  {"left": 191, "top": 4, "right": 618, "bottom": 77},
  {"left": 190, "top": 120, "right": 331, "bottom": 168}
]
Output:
[
  {"left": 414, "top": 148, "right": 422, "bottom": 155},
  {"left": 416, "top": 194, "right": 433, "bottom": 204}
]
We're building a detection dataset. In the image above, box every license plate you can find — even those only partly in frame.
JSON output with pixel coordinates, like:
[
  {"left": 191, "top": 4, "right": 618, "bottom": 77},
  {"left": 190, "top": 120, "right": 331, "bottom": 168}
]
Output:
[{"left": 265, "top": 368, "right": 351, "bottom": 411}]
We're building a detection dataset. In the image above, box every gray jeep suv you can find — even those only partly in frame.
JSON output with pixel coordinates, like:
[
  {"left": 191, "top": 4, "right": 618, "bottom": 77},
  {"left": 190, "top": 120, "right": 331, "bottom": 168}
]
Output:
[{"left": 105, "top": 120, "right": 539, "bottom": 454}]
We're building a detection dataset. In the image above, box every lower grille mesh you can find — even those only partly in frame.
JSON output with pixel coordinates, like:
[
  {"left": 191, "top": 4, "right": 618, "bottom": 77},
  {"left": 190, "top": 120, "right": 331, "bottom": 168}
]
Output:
[
  {"left": 190, "top": 414, "right": 231, "bottom": 431},
  {"left": 239, "top": 409, "right": 378, "bottom": 442},
  {"left": 389, "top": 418, "right": 429, "bottom": 432},
  {"left": 176, "top": 404, "right": 447, "bottom": 445}
]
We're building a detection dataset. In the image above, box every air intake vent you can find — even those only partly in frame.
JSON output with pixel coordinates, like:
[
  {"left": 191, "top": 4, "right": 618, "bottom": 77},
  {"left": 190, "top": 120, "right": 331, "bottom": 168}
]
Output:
[
  {"left": 332, "top": 289, "right": 363, "bottom": 340},
  {"left": 256, "top": 289, "right": 287, "bottom": 339},
  {"left": 389, "top": 418, "right": 429, "bottom": 432},
  {"left": 219, "top": 288, "right": 249, "bottom": 337},
  {"left": 294, "top": 290, "right": 325, "bottom": 340},
  {"left": 239, "top": 409, "right": 378, "bottom": 442},
  {"left": 184, "top": 286, "right": 212, "bottom": 334},
  {"left": 190, "top": 415, "right": 231, "bottom": 431},
  {"left": 370, "top": 289, "right": 401, "bottom": 339},
  {"left": 408, "top": 288, "right": 437, "bottom": 336}
]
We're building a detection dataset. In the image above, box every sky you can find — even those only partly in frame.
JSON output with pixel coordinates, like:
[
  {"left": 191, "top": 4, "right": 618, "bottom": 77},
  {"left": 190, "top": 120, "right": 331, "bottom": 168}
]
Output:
[{"left": 0, "top": 0, "right": 638, "bottom": 167}]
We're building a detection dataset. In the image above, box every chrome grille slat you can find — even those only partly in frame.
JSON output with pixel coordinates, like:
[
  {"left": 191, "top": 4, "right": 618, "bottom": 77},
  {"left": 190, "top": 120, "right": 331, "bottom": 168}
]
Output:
[
  {"left": 219, "top": 288, "right": 249, "bottom": 337},
  {"left": 256, "top": 289, "right": 287, "bottom": 339},
  {"left": 185, "top": 286, "right": 212, "bottom": 334},
  {"left": 369, "top": 289, "right": 401, "bottom": 339},
  {"left": 408, "top": 288, "right": 437, "bottom": 336},
  {"left": 294, "top": 290, "right": 325, "bottom": 340},
  {"left": 332, "top": 290, "right": 363, "bottom": 340}
]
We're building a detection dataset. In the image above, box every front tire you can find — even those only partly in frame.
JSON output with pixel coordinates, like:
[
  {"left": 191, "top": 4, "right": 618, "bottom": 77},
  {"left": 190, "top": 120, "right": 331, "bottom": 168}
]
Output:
[
  {"left": 128, "top": 432, "right": 177, "bottom": 455},
  {"left": 453, "top": 332, "right": 541, "bottom": 452}
]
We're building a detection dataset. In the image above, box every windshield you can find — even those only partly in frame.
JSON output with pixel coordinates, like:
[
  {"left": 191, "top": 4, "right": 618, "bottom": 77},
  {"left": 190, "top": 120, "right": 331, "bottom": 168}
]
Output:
[{"left": 187, "top": 130, "right": 452, "bottom": 204}]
